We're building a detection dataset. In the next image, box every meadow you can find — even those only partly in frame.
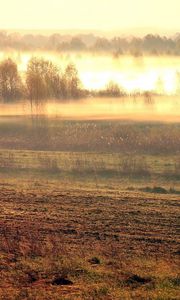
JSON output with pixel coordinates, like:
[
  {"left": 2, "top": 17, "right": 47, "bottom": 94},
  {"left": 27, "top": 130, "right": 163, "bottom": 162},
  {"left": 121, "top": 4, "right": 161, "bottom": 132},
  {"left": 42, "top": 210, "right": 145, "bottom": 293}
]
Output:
[
  {"left": 0, "top": 178, "right": 179, "bottom": 299},
  {"left": 0, "top": 48, "right": 179, "bottom": 300},
  {"left": 1, "top": 3, "right": 180, "bottom": 299},
  {"left": 0, "top": 115, "right": 179, "bottom": 299}
]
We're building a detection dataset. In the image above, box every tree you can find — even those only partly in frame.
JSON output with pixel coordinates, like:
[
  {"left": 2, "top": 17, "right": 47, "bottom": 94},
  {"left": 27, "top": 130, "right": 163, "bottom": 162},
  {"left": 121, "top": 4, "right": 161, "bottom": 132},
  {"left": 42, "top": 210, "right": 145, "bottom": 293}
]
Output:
[
  {"left": 93, "top": 37, "right": 112, "bottom": 51},
  {"left": 105, "top": 81, "right": 122, "bottom": 97},
  {"left": 70, "top": 37, "right": 86, "bottom": 51},
  {"left": 98, "top": 81, "right": 124, "bottom": 97},
  {"left": 63, "top": 63, "right": 81, "bottom": 98},
  {"left": 26, "top": 57, "right": 62, "bottom": 107},
  {"left": 0, "top": 58, "right": 23, "bottom": 102},
  {"left": 143, "top": 91, "right": 154, "bottom": 105}
]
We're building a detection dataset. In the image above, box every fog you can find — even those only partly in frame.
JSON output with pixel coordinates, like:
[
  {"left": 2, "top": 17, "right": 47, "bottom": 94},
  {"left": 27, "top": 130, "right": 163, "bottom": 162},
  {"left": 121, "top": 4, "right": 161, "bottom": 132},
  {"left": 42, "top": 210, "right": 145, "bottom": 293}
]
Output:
[
  {"left": 0, "top": 50, "right": 180, "bottom": 122},
  {"left": 0, "top": 50, "right": 180, "bottom": 94},
  {"left": 0, "top": 96, "right": 179, "bottom": 122}
]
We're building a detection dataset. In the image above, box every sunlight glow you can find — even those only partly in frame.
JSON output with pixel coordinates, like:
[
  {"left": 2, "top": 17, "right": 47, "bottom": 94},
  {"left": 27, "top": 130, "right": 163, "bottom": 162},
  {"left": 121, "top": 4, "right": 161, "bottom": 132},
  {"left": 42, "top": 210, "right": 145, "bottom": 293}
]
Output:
[
  {"left": 0, "top": 0, "right": 179, "bottom": 33},
  {"left": 0, "top": 51, "right": 179, "bottom": 95}
]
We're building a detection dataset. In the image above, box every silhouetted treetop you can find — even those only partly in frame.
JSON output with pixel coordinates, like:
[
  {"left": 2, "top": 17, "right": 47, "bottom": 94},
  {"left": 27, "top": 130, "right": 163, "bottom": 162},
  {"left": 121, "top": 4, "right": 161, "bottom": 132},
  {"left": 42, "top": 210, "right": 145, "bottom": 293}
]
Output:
[{"left": 0, "top": 58, "right": 24, "bottom": 101}]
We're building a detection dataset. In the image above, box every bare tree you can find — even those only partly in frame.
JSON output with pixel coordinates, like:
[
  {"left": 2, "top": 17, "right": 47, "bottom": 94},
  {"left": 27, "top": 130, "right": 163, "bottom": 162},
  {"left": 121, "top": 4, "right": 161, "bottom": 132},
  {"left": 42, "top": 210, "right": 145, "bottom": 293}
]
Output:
[
  {"left": 63, "top": 63, "right": 81, "bottom": 99},
  {"left": 0, "top": 58, "right": 24, "bottom": 102},
  {"left": 26, "top": 57, "right": 62, "bottom": 110}
]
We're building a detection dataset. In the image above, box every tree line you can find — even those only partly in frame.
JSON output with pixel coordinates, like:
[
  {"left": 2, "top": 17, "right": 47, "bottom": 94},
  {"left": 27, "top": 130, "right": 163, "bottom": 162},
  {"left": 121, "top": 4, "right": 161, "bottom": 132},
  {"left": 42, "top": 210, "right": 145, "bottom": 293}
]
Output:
[
  {"left": 0, "top": 57, "right": 128, "bottom": 104},
  {"left": 0, "top": 31, "right": 180, "bottom": 55},
  {"left": 0, "top": 57, "right": 179, "bottom": 104},
  {"left": 0, "top": 58, "right": 83, "bottom": 104}
]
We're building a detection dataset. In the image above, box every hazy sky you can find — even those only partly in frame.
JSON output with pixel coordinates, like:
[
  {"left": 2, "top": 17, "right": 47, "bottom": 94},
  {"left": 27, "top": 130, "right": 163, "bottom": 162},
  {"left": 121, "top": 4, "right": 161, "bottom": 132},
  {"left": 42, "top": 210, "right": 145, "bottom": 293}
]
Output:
[{"left": 0, "top": 0, "right": 179, "bottom": 33}]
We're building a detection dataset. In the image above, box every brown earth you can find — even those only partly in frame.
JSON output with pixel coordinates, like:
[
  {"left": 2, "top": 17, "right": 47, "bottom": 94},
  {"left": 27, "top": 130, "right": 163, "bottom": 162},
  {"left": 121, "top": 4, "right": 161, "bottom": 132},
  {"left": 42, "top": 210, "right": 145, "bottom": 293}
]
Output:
[{"left": 0, "top": 186, "right": 179, "bottom": 299}]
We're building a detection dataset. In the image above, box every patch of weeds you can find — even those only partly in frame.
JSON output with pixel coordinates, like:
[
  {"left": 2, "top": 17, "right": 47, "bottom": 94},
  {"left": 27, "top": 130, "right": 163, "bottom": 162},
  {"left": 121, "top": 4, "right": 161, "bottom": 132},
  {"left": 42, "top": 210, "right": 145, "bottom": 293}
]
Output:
[
  {"left": 140, "top": 186, "right": 168, "bottom": 194},
  {"left": 157, "top": 276, "right": 180, "bottom": 289},
  {"left": 126, "top": 186, "right": 135, "bottom": 191},
  {"left": 169, "top": 187, "right": 180, "bottom": 195},
  {"left": 120, "top": 274, "right": 153, "bottom": 289},
  {"left": 51, "top": 277, "right": 73, "bottom": 286},
  {"left": 139, "top": 186, "right": 180, "bottom": 195},
  {"left": 83, "top": 286, "right": 109, "bottom": 300},
  {"left": 83, "top": 269, "right": 103, "bottom": 283}
]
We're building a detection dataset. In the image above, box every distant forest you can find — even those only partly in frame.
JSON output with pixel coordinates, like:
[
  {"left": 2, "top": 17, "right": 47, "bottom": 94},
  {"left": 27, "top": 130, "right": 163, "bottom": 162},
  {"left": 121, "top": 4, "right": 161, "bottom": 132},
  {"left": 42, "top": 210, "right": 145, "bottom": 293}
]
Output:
[{"left": 0, "top": 31, "right": 180, "bottom": 55}]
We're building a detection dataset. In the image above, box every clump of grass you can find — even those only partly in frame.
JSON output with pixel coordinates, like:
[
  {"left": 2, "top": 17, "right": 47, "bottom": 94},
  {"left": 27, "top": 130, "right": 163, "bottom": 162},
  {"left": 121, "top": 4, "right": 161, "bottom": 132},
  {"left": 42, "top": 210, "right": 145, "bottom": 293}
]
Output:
[
  {"left": 38, "top": 154, "right": 59, "bottom": 172},
  {"left": 157, "top": 276, "right": 180, "bottom": 289},
  {"left": 139, "top": 186, "right": 180, "bottom": 194},
  {"left": 141, "top": 186, "right": 168, "bottom": 194},
  {"left": 126, "top": 186, "right": 135, "bottom": 191},
  {"left": 82, "top": 285, "right": 109, "bottom": 299},
  {"left": 169, "top": 187, "right": 180, "bottom": 195},
  {"left": 123, "top": 273, "right": 154, "bottom": 288},
  {"left": 120, "top": 156, "right": 150, "bottom": 177}
]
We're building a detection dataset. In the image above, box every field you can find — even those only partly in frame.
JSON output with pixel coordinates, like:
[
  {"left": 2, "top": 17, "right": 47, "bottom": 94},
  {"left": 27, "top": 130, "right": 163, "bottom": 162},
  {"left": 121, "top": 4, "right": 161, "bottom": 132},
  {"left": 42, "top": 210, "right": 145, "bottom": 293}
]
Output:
[
  {"left": 0, "top": 185, "right": 179, "bottom": 299},
  {"left": 0, "top": 117, "right": 179, "bottom": 299}
]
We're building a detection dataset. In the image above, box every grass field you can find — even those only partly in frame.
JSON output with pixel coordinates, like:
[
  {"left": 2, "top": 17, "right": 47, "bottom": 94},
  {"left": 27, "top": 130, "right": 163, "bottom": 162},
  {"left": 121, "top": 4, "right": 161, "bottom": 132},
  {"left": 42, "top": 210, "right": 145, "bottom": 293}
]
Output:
[
  {"left": 0, "top": 117, "right": 179, "bottom": 154},
  {"left": 0, "top": 185, "right": 179, "bottom": 299},
  {"left": 0, "top": 117, "right": 179, "bottom": 299},
  {"left": 0, "top": 149, "right": 179, "bottom": 192}
]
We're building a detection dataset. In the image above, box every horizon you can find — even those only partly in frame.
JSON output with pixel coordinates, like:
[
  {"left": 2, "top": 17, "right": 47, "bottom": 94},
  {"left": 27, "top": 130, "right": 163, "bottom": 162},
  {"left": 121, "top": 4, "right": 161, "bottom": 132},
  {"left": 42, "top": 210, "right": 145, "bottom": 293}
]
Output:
[{"left": 1, "top": 27, "right": 179, "bottom": 39}]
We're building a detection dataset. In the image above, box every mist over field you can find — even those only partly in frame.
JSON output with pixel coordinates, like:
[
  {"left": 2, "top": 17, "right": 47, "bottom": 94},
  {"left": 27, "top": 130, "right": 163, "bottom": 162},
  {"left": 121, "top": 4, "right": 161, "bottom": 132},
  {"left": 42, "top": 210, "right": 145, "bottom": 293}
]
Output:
[
  {"left": 0, "top": 50, "right": 180, "bottom": 93},
  {"left": 0, "top": 49, "right": 180, "bottom": 121},
  {"left": 0, "top": 0, "right": 180, "bottom": 298},
  {"left": 0, "top": 96, "right": 180, "bottom": 123}
]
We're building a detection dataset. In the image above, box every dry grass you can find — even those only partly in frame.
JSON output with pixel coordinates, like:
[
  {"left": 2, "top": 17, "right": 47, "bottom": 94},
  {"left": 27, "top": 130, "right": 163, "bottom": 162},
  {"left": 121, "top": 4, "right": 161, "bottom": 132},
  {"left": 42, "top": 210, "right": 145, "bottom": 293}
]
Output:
[
  {"left": 0, "top": 185, "right": 179, "bottom": 299},
  {"left": 0, "top": 118, "right": 179, "bottom": 298},
  {"left": 0, "top": 118, "right": 179, "bottom": 154}
]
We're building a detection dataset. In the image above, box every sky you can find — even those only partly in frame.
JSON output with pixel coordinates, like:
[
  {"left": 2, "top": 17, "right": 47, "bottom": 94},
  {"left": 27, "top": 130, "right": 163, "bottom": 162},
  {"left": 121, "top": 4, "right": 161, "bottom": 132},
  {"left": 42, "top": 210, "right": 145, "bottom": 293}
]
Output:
[{"left": 0, "top": 0, "right": 179, "bottom": 34}]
